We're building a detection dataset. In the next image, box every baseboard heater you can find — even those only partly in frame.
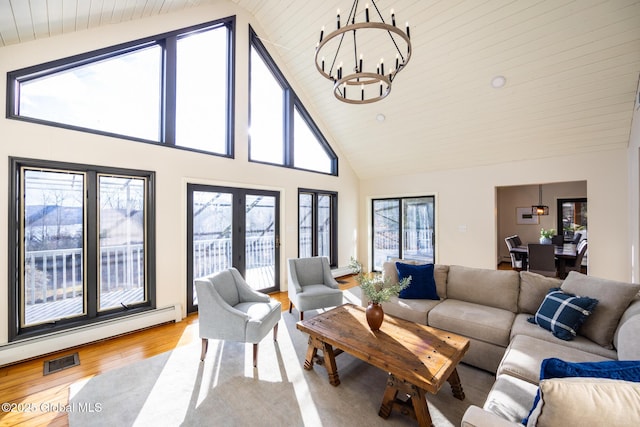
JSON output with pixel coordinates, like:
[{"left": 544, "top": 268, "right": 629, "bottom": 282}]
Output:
[
  {"left": 0, "top": 304, "right": 181, "bottom": 367},
  {"left": 332, "top": 266, "right": 353, "bottom": 278}
]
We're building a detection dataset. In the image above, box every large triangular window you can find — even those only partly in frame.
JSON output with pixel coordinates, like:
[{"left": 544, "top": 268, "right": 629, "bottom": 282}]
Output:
[
  {"left": 249, "top": 27, "right": 337, "bottom": 175},
  {"left": 8, "top": 18, "right": 234, "bottom": 157}
]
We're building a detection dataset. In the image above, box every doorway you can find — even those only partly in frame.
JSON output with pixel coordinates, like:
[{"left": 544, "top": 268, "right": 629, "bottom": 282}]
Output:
[{"left": 186, "top": 184, "right": 280, "bottom": 313}]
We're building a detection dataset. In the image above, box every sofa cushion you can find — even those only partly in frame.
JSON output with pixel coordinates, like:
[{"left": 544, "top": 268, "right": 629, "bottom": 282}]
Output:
[
  {"left": 525, "top": 378, "right": 640, "bottom": 427},
  {"left": 482, "top": 374, "right": 538, "bottom": 424},
  {"left": 396, "top": 262, "right": 439, "bottom": 300},
  {"left": 383, "top": 261, "right": 448, "bottom": 299},
  {"left": 510, "top": 314, "right": 618, "bottom": 359},
  {"left": 518, "top": 271, "right": 562, "bottom": 314},
  {"left": 428, "top": 299, "right": 514, "bottom": 347},
  {"left": 497, "top": 335, "right": 613, "bottom": 385},
  {"left": 447, "top": 265, "right": 519, "bottom": 312},
  {"left": 381, "top": 296, "right": 440, "bottom": 325},
  {"left": 561, "top": 271, "right": 640, "bottom": 348},
  {"left": 527, "top": 288, "right": 598, "bottom": 341}
]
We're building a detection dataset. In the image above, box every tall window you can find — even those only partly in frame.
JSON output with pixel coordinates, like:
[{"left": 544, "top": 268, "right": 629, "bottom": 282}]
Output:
[
  {"left": 7, "top": 18, "right": 234, "bottom": 157},
  {"left": 9, "top": 158, "right": 155, "bottom": 340},
  {"left": 249, "top": 27, "right": 338, "bottom": 175},
  {"left": 372, "top": 196, "right": 435, "bottom": 271},
  {"left": 299, "top": 189, "right": 338, "bottom": 266}
]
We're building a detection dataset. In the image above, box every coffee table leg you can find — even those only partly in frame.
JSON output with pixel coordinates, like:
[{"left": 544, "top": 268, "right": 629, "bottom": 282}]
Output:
[
  {"left": 304, "top": 337, "right": 318, "bottom": 371},
  {"left": 379, "top": 374, "right": 433, "bottom": 427},
  {"left": 303, "top": 336, "right": 340, "bottom": 386},
  {"left": 320, "top": 342, "right": 340, "bottom": 386},
  {"left": 447, "top": 368, "right": 465, "bottom": 400}
]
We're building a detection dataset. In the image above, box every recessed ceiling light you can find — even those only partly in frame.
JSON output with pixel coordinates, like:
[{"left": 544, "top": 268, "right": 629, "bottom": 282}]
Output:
[
  {"left": 491, "top": 75, "right": 506, "bottom": 88},
  {"left": 376, "top": 113, "right": 386, "bottom": 122}
]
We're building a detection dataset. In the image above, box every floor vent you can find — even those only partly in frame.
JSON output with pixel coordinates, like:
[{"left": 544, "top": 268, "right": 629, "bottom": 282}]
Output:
[{"left": 43, "top": 352, "right": 80, "bottom": 376}]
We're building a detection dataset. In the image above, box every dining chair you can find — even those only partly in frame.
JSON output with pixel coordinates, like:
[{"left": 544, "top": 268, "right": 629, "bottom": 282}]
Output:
[
  {"left": 551, "top": 235, "right": 564, "bottom": 246},
  {"left": 563, "top": 240, "right": 588, "bottom": 276},
  {"left": 504, "top": 235, "right": 523, "bottom": 270},
  {"left": 527, "top": 243, "right": 557, "bottom": 277}
]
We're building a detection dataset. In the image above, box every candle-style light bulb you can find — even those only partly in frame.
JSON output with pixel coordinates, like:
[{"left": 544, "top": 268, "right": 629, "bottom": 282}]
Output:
[
  {"left": 391, "top": 9, "right": 396, "bottom": 26},
  {"left": 361, "top": 83, "right": 364, "bottom": 101},
  {"left": 380, "top": 58, "right": 384, "bottom": 76},
  {"left": 321, "top": 56, "right": 325, "bottom": 72},
  {"left": 337, "top": 9, "right": 341, "bottom": 29},
  {"left": 395, "top": 53, "right": 399, "bottom": 70},
  {"left": 343, "top": 82, "right": 347, "bottom": 98},
  {"left": 359, "top": 54, "right": 363, "bottom": 73},
  {"left": 319, "top": 26, "right": 324, "bottom": 43},
  {"left": 406, "top": 22, "right": 410, "bottom": 39},
  {"left": 365, "top": 4, "right": 370, "bottom": 22}
]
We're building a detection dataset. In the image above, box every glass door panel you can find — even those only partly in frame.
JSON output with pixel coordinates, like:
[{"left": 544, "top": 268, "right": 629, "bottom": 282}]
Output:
[
  {"left": 372, "top": 199, "right": 400, "bottom": 271},
  {"left": 402, "top": 197, "right": 435, "bottom": 264},
  {"left": 245, "top": 194, "right": 278, "bottom": 292},
  {"left": 191, "top": 191, "right": 233, "bottom": 307}
]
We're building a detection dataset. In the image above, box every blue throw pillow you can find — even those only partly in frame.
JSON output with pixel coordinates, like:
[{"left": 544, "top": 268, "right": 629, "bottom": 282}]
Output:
[
  {"left": 522, "top": 358, "right": 640, "bottom": 424},
  {"left": 541, "top": 358, "right": 640, "bottom": 382},
  {"left": 396, "top": 262, "right": 439, "bottom": 300},
  {"left": 527, "top": 288, "right": 598, "bottom": 341}
]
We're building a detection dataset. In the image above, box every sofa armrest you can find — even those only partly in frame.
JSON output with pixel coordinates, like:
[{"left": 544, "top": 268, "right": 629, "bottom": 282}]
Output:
[{"left": 461, "top": 406, "right": 523, "bottom": 427}]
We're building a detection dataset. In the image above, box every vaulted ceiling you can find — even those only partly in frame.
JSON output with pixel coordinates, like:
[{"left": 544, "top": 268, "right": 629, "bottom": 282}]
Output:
[{"left": 1, "top": 0, "right": 639, "bottom": 179}]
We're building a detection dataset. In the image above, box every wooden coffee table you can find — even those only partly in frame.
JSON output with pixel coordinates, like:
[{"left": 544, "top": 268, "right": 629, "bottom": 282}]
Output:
[{"left": 296, "top": 303, "right": 470, "bottom": 427}]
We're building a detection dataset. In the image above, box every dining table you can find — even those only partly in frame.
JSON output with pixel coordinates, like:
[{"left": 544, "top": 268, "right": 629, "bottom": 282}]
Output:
[{"left": 509, "top": 244, "right": 577, "bottom": 278}]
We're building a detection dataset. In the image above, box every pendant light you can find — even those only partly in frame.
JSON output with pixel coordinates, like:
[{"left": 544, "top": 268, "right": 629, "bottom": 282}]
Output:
[{"left": 532, "top": 184, "right": 549, "bottom": 216}]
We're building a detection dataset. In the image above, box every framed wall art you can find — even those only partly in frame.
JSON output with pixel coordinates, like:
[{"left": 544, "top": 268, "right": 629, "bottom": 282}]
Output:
[{"left": 516, "top": 207, "right": 539, "bottom": 225}]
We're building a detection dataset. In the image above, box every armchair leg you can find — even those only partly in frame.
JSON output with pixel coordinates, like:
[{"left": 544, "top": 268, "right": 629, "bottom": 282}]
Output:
[
  {"left": 273, "top": 323, "right": 279, "bottom": 342},
  {"left": 289, "top": 302, "right": 293, "bottom": 313},
  {"left": 253, "top": 343, "right": 258, "bottom": 368},
  {"left": 300, "top": 311, "right": 304, "bottom": 321},
  {"left": 200, "top": 338, "right": 209, "bottom": 361}
]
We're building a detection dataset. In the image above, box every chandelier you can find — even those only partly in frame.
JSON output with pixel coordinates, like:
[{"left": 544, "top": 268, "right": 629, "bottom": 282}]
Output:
[{"left": 314, "top": 1, "right": 412, "bottom": 104}]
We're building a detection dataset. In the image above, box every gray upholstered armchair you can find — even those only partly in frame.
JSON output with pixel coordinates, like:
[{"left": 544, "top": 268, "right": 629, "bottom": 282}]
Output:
[
  {"left": 287, "top": 256, "right": 343, "bottom": 320},
  {"left": 195, "top": 268, "right": 281, "bottom": 367}
]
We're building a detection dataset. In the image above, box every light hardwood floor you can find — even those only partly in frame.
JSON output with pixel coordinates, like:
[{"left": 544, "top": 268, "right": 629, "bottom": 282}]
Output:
[{"left": 0, "top": 275, "right": 358, "bottom": 426}]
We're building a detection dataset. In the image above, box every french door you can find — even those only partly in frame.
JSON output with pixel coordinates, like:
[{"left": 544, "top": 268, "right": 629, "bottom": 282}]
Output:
[{"left": 187, "top": 184, "right": 280, "bottom": 313}]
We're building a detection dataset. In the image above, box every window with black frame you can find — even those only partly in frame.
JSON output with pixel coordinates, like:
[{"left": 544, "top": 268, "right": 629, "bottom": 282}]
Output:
[
  {"left": 372, "top": 196, "right": 435, "bottom": 271},
  {"left": 298, "top": 189, "right": 338, "bottom": 266},
  {"left": 249, "top": 27, "right": 338, "bottom": 175},
  {"left": 557, "top": 198, "right": 587, "bottom": 242},
  {"left": 7, "top": 18, "right": 234, "bottom": 157},
  {"left": 8, "top": 158, "right": 155, "bottom": 340}
]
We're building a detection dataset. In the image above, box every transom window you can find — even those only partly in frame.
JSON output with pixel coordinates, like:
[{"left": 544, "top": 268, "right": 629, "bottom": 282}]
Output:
[
  {"left": 7, "top": 18, "right": 234, "bottom": 157},
  {"left": 9, "top": 158, "right": 156, "bottom": 340},
  {"left": 249, "top": 27, "right": 338, "bottom": 175}
]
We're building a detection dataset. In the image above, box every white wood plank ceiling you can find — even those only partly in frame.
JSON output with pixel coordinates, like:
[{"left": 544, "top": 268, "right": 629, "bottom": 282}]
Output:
[{"left": 1, "top": 0, "right": 639, "bottom": 179}]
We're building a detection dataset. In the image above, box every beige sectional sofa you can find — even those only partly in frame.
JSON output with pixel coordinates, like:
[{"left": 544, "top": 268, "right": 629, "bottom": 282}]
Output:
[{"left": 371, "top": 262, "right": 640, "bottom": 426}]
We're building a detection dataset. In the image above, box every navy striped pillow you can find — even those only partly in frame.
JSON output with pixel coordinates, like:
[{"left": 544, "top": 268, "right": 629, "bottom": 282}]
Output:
[{"left": 527, "top": 288, "right": 598, "bottom": 341}]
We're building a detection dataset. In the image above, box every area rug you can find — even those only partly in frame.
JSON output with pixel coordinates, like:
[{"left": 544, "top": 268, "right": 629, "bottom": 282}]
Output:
[{"left": 69, "top": 303, "right": 494, "bottom": 426}]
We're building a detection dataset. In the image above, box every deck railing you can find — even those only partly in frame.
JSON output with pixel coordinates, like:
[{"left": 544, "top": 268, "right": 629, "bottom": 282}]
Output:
[{"left": 25, "top": 236, "right": 277, "bottom": 307}]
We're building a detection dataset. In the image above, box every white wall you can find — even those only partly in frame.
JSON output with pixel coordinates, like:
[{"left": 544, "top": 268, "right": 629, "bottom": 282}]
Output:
[
  {"left": 0, "top": 3, "right": 359, "bottom": 353},
  {"left": 360, "top": 149, "right": 630, "bottom": 282},
  {"left": 627, "top": 82, "right": 640, "bottom": 282}
]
